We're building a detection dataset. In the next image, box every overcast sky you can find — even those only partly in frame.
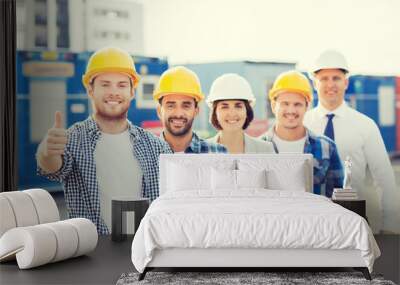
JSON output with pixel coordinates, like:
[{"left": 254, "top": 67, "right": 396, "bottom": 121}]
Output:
[{"left": 139, "top": 0, "right": 400, "bottom": 75}]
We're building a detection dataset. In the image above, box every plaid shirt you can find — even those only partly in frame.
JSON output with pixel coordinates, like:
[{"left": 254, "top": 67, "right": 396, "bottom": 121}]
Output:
[
  {"left": 38, "top": 117, "right": 172, "bottom": 235},
  {"left": 160, "top": 132, "right": 227, "bottom": 153},
  {"left": 260, "top": 127, "right": 343, "bottom": 197}
]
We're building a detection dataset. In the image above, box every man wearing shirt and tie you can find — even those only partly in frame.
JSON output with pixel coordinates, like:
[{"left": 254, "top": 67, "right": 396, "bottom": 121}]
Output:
[{"left": 304, "top": 49, "right": 400, "bottom": 234}]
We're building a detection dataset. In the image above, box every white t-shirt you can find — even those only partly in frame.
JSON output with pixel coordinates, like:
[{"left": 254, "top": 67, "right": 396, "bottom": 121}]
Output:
[
  {"left": 304, "top": 102, "right": 399, "bottom": 233},
  {"left": 272, "top": 135, "right": 306, "bottom": 153},
  {"left": 94, "top": 130, "right": 143, "bottom": 232}
]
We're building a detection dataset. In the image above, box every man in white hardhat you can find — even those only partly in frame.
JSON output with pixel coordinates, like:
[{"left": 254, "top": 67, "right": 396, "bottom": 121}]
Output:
[
  {"left": 206, "top": 73, "right": 274, "bottom": 153},
  {"left": 304, "top": 49, "right": 399, "bottom": 233}
]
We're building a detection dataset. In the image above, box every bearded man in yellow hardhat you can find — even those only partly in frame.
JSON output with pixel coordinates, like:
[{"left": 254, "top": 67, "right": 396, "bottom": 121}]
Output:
[
  {"left": 37, "top": 47, "right": 172, "bottom": 235},
  {"left": 259, "top": 70, "right": 344, "bottom": 198},
  {"left": 154, "top": 66, "right": 226, "bottom": 153}
]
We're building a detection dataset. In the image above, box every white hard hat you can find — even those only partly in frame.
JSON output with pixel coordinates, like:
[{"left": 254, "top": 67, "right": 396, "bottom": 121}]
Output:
[
  {"left": 310, "top": 50, "right": 349, "bottom": 76},
  {"left": 206, "top": 73, "right": 256, "bottom": 108}
]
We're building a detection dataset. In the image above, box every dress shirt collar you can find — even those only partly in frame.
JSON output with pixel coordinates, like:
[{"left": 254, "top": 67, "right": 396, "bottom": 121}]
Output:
[{"left": 315, "top": 101, "right": 348, "bottom": 118}]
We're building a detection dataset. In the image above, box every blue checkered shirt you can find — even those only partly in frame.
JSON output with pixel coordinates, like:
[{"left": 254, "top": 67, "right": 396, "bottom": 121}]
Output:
[
  {"left": 38, "top": 117, "right": 172, "bottom": 235},
  {"left": 260, "top": 127, "right": 344, "bottom": 197},
  {"left": 160, "top": 132, "right": 227, "bottom": 153}
]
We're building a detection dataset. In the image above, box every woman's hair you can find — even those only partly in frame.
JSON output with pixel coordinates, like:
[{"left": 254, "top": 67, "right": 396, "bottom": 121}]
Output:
[{"left": 210, "top": 100, "right": 254, "bottom": 130}]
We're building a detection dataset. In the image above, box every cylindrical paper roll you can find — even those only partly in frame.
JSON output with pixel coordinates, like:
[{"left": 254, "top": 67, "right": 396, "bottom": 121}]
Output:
[
  {"left": 0, "top": 226, "right": 57, "bottom": 269},
  {"left": 64, "top": 218, "right": 98, "bottom": 257},
  {"left": 1, "top": 192, "right": 39, "bottom": 227},
  {"left": 0, "top": 196, "right": 17, "bottom": 237},
  {"left": 42, "top": 221, "right": 79, "bottom": 262},
  {"left": 24, "top": 189, "right": 60, "bottom": 224}
]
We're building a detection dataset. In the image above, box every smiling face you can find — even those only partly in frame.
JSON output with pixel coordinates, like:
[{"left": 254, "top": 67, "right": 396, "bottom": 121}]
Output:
[
  {"left": 214, "top": 100, "right": 247, "bottom": 132},
  {"left": 87, "top": 72, "right": 134, "bottom": 120},
  {"left": 272, "top": 92, "right": 308, "bottom": 130},
  {"left": 157, "top": 94, "right": 199, "bottom": 137},
  {"left": 313, "top": 68, "right": 348, "bottom": 110}
]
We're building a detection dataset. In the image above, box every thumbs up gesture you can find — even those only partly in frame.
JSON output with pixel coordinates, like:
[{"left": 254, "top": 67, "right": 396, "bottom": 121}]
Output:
[
  {"left": 53, "top": 111, "right": 63, "bottom": 129},
  {"left": 42, "top": 111, "right": 68, "bottom": 157}
]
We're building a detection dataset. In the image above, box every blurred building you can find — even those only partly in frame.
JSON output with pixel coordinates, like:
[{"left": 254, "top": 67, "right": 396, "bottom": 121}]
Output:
[{"left": 16, "top": 0, "right": 144, "bottom": 54}]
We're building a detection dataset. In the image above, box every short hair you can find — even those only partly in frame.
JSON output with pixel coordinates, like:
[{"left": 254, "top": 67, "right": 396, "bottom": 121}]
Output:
[
  {"left": 272, "top": 94, "right": 309, "bottom": 107},
  {"left": 89, "top": 76, "right": 133, "bottom": 88},
  {"left": 210, "top": 100, "right": 254, "bottom": 130},
  {"left": 158, "top": 96, "right": 198, "bottom": 108},
  {"left": 313, "top": 68, "right": 349, "bottom": 79}
]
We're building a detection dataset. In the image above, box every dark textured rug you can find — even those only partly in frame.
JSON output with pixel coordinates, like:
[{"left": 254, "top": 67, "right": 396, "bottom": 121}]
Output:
[{"left": 116, "top": 271, "right": 396, "bottom": 285}]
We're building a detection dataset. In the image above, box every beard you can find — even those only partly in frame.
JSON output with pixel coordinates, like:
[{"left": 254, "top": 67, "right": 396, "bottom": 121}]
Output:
[
  {"left": 164, "top": 116, "right": 194, "bottom": 137},
  {"left": 93, "top": 101, "right": 130, "bottom": 122}
]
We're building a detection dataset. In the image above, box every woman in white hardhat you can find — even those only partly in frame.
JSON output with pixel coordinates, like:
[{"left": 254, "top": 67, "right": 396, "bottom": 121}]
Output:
[{"left": 206, "top": 73, "right": 275, "bottom": 153}]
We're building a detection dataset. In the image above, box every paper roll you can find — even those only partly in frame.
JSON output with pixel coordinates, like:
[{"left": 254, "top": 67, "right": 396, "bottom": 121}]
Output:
[
  {"left": 1, "top": 192, "right": 39, "bottom": 227},
  {"left": 0, "top": 226, "right": 57, "bottom": 269},
  {"left": 24, "top": 189, "right": 60, "bottom": 224},
  {"left": 42, "top": 221, "right": 79, "bottom": 263},
  {"left": 0, "top": 196, "right": 17, "bottom": 237},
  {"left": 64, "top": 218, "right": 98, "bottom": 257}
]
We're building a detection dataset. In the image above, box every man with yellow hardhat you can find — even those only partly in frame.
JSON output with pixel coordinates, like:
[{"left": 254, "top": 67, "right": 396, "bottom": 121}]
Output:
[
  {"left": 304, "top": 50, "right": 399, "bottom": 234},
  {"left": 37, "top": 47, "right": 172, "bottom": 235},
  {"left": 260, "top": 70, "right": 343, "bottom": 197},
  {"left": 154, "top": 66, "right": 226, "bottom": 153}
]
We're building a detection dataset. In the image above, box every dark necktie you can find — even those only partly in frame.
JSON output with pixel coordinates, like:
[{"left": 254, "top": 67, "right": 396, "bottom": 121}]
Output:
[{"left": 324, "top": 114, "right": 335, "bottom": 141}]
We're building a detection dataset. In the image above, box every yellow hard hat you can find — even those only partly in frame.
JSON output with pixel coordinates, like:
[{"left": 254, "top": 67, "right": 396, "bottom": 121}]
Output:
[
  {"left": 153, "top": 66, "right": 204, "bottom": 102},
  {"left": 82, "top": 47, "right": 140, "bottom": 88},
  {"left": 269, "top": 70, "right": 313, "bottom": 102}
]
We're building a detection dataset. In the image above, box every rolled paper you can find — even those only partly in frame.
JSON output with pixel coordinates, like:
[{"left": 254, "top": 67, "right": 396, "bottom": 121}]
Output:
[
  {"left": 24, "top": 189, "right": 60, "bottom": 224},
  {"left": 1, "top": 192, "right": 39, "bottom": 227},
  {"left": 42, "top": 221, "right": 79, "bottom": 262},
  {"left": 0, "top": 191, "right": 98, "bottom": 269},
  {"left": 0, "top": 226, "right": 57, "bottom": 269},
  {"left": 64, "top": 218, "right": 98, "bottom": 257},
  {"left": 0, "top": 196, "right": 17, "bottom": 237}
]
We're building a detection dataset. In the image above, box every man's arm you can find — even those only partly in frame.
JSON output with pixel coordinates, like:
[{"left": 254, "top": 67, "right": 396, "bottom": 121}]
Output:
[
  {"left": 36, "top": 111, "right": 67, "bottom": 174},
  {"left": 363, "top": 122, "right": 400, "bottom": 233}
]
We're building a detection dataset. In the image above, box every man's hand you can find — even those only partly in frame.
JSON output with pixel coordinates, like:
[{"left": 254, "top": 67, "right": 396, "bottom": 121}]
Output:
[
  {"left": 42, "top": 111, "right": 67, "bottom": 157},
  {"left": 37, "top": 111, "right": 67, "bottom": 173}
]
